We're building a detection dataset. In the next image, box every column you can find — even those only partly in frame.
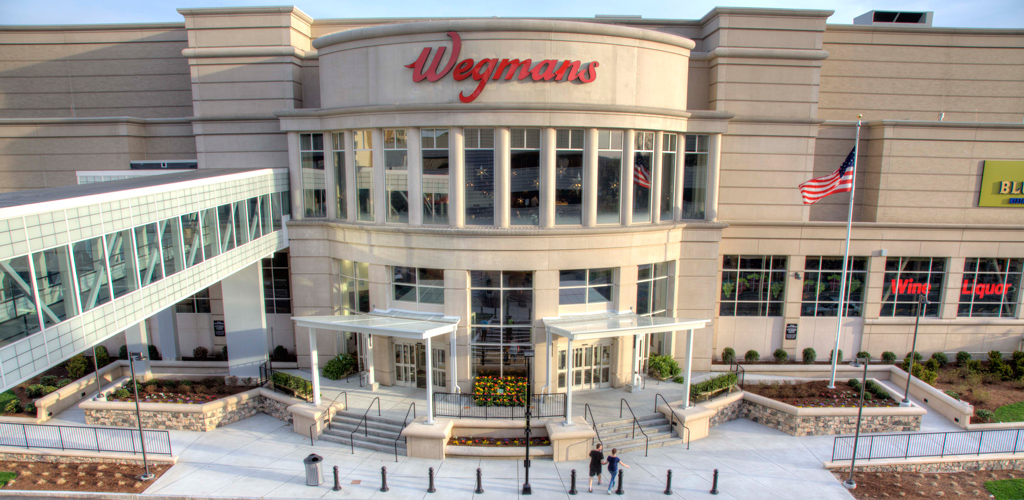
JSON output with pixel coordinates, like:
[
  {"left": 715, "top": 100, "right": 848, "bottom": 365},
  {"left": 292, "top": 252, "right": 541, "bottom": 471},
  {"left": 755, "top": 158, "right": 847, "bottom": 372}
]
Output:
[
  {"left": 222, "top": 261, "right": 269, "bottom": 379},
  {"left": 495, "top": 127, "right": 511, "bottom": 228},
  {"left": 309, "top": 328, "right": 321, "bottom": 406},
  {"left": 673, "top": 137, "right": 685, "bottom": 221},
  {"left": 563, "top": 337, "right": 574, "bottom": 425},
  {"left": 372, "top": 129, "right": 386, "bottom": 223},
  {"left": 651, "top": 132, "right": 664, "bottom": 222},
  {"left": 286, "top": 132, "right": 303, "bottom": 219},
  {"left": 540, "top": 128, "right": 556, "bottom": 228},
  {"left": 706, "top": 133, "right": 722, "bottom": 222},
  {"left": 451, "top": 127, "right": 465, "bottom": 228},
  {"left": 324, "top": 131, "right": 338, "bottom": 220},
  {"left": 631, "top": 335, "right": 642, "bottom": 390},
  {"left": 681, "top": 329, "right": 694, "bottom": 408},
  {"left": 364, "top": 333, "right": 378, "bottom": 390},
  {"left": 449, "top": 331, "right": 458, "bottom": 392},
  {"left": 124, "top": 322, "right": 151, "bottom": 379},
  {"left": 344, "top": 132, "right": 357, "bottom": 221},
  {"left": 155, "top": 308, "right": 179, "bottom": 361},
  {"left": 583, "top": 128, "right": 598, "bottom": 227},
  {"left": 425, "top": 337, "right": 435, "bottom": 424},
  {"left": 408, "top": 127, "right": 423, "bottom": 226},
  {"left": 622, "top": 129, "right": 635, "bottom": 226}
]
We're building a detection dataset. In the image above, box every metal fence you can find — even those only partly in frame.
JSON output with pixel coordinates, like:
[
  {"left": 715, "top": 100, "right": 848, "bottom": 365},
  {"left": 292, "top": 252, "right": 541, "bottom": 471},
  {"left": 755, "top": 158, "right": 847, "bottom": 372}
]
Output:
[
  {"left": 832, "top": 429, "right": 1024, "bottom": 461},
  {"left": 432, "top": 393, "right": 566, "bottom": 419},
  {"left": 0, "top": 422, "right": 172, "bottom": 456}
]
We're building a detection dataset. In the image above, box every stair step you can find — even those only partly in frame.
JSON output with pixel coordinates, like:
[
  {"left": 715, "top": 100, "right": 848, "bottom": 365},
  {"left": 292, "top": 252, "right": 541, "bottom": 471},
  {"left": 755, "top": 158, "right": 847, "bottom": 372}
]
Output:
[
  {"left": 323, "top": 428, "right": 403, "bottom": 444},
  {"left": 334, "top": 411, "right": 409, "bottom": 427},
  {"left": 594, "top": 414, "right": 665, "bottom": 429},
  {"left": 613, "top": 438, "right": 685, "bottom": 455},
  {"left": 321, "top": 434, "right": 407, "bottom": 454},
  {"left": 330, "top": 415, "right": 407, "bottom": 433},
  {"left": 597, "top": 422, "right": 671, "bottom": 437}
]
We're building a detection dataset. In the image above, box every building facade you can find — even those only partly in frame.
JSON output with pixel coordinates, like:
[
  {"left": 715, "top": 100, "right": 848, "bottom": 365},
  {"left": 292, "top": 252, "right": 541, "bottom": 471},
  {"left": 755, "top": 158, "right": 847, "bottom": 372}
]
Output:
[{"left": 0, "top": 7, "right": 1023, "bottom": 393}]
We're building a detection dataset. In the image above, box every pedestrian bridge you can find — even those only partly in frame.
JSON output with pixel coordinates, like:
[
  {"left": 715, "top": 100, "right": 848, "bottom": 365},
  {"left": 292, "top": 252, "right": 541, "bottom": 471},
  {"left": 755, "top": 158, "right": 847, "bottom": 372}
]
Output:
[{"left": 0, "top": 168, "right": 289, "bottom": 390}]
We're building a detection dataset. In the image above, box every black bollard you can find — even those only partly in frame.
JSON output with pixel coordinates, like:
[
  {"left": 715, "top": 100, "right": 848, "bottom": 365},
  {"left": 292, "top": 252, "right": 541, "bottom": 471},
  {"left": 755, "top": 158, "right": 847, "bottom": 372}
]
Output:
[
  {"left": 380, "top": 466, "right": 389, "bottom": 492},
  {"left": 568, "top": 469, "right": 578, "bottom": 495},
  {"left": 333, "top": 465, "right": 341, "bottom": 491},
  {"left": 475, "top": 467, "right": 484, "bottom": 494},
  {"left": 615, "top": 469, "right": 624, "bottom": 495},
  {"left": 427, "top": 466, "right": 436, "bottom": 493},
  {"left": 710, "top": 469, "right": 719, "bottom": 495},
  {"left": 664, "top": 469, "right": 672, "bottom": 495}
]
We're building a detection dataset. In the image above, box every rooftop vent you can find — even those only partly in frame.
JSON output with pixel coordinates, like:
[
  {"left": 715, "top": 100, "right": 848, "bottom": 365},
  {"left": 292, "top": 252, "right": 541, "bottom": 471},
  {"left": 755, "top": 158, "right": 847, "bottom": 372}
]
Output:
[{"left": 854, "top": 10, "right": 933, "bottom": 27}]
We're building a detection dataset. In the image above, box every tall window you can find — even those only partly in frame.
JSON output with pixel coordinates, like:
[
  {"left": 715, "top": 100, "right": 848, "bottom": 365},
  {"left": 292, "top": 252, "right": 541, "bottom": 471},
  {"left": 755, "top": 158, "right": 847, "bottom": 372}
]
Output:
[
  {"left": 105, "top": 229, "right": 137, "bottom": 299},
  {"left": 300, "top": 133, "right": 326, "bottom": 218},
  {"left": 135, "top": 223, "right": 163, "bottom": 286},
  {"left": 881, "top": 257, "right": 944, "bottom": 317},
  {"left": 660, "top": 133, "right": 677, "bottom": 222},
  {"left": 353, "top": 130, "right": 374, "bottom": 222},
  {"left": 801, "top": 257, "right": 867, "bottom": 317},
  {"left": 392, "top": 267, "right": 444, "bottom": 304},
  {"left": 72, "top": 237, "right": 110, "bottom": 312},
  {"left": 510, "top": 128, "right": 541, "bottom": 226},
  {"left": 332, "top": 132, "right": 347, "bottom": 220},
  {"left": 559, "top": 268, "right": 613, "bottom": 305},
  {"left": 421, "top": 128, "right": 449, "bottom": 225},
  {"left": 263, "top": 251, "right": 291, "bottom": 314},
  {"left": 470, "top": 271, "right": 533, "bottom": 378},
  {"left": 464, "top": 128, "right": 495, "bottom": 226},
  {"left": 959, "top": 258, "right": 1021, "bottom": 318},
  {"left": 340, "top": 259, "right": 370, "bottom": 314},
  {"left": 633, "top": 131, "right": 654, "bottom": 223},
  {"left": 637, "top": 262, "right": 672, "bottom": 357},
  {"left": 176, "top": 288, "right": 211, "bottom": 313},
  {"left": 384, "top": 129, "right": 409, "bottom": 223},
  {"left": 0, "top": 256, "right": 39, "bottom": 346},
  {"left": 720, "top": 255, "right": 787, "bottom": 316},
  {"left": 596, "top": 130, "right": 622, "bottom": 225},
  {"left": 34, "top": 247, "right": 77, "bottom": 328},
  {"left": 160, "top": 217, "right": 183, "bottom": 277},
  {"left": 683, "top": 135, "right": 709, "bottom": 220},
  {"left": 555, "top": 129, "right": 584, "bottom": 225}
]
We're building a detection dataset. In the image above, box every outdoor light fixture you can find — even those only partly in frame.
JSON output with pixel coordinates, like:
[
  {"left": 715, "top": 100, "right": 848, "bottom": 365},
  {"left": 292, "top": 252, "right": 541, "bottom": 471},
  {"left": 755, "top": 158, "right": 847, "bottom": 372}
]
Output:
[
  {"left": 843, "top": 356, "right": 870, "bottom": 490},
  {"left": 128, "top": 352, "right": 155, "bottom": 481},
  {"left": 902, "top": 295, "right": 929, "bottom": 406},
  {"left": 522, "top": 349, "right": 535, "bottom": 496}
]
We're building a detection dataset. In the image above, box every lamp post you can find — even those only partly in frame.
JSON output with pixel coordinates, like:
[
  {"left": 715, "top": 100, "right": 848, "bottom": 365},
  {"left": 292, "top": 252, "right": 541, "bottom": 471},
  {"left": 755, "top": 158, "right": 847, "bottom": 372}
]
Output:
[
  {"left": 128, "top": 352, "right": 155, "bottom": 481},
  {"left": 843, "top": 356, "right": 870, "bottom": 490},
  {"left": 522, "top": 349, "right": 535, "bottom": 496},
  {"left": 902, "top": 295, "right": 928, "bottom": 407}
]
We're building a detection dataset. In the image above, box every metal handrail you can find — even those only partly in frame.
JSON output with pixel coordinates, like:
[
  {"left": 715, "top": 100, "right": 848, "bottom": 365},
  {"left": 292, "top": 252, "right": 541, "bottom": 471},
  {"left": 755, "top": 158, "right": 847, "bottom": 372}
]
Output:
[
  {"left": 832, "top": 428, "right": 1024, "bottom": 462},
  {"left": 583, "top": 403, "right": 603, "bottom": 447},
  {"left": 654, "top": 393, "right": 690, "bottom": 450},
  {"left": 0, "top": 421, "right": 172, "bottom": 456},
  {"left": 308, "top": 391, "right": 348, "bottom": 446},
  {"left": 729, "top": 360, "right": 746, "bottom": 390},
  {"left": 618, "top": 399, "right": 650, "bottom": 457},
  {"left": 393, "top": 402, "right": 416, "bottom": 462},
  {"left": 349, "top": 397, "right": 381, "bottom": 454}
]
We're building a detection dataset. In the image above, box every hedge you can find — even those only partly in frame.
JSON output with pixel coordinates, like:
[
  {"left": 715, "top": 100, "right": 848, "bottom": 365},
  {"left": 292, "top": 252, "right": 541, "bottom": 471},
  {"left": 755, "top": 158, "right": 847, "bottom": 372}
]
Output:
[
  {"left": 271, "top": 371, "right": 313, "bottom": 399},
  {"left": 689, "top": 372, "right": 738, "bottom": 402}
]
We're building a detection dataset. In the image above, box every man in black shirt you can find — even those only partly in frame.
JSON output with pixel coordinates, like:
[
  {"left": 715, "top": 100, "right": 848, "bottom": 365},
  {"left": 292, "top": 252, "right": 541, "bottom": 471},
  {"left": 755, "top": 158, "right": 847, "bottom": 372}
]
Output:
[{"left": 588, "top": 443, "right": 605, "bottom": 492}]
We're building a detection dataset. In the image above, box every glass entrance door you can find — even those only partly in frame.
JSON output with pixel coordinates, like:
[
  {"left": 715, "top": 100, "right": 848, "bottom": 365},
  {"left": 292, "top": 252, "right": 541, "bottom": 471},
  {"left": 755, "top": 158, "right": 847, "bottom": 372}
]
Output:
[
  {"left": 395, "top": 341, "right": 448, "bottom": 390},
  {"left": 339, "top": 331, "right": 367, "bottom": 372},
  {"left": 557, "top": 341, "right": 612, "bottom": 391},
  {"left": 395, "top": 342, "right": 418, "bottom": 387}
]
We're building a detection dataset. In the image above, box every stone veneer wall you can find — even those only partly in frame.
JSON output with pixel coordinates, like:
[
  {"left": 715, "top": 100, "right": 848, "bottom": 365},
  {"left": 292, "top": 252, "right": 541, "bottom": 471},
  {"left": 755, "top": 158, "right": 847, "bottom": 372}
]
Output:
[
  {"left": 84, "top": 388, "right": 297, "bottom": 432},
  {"left": 257, "top": 395, "right": 293, "bottom": 424},
  {"left": 827, "top": 457, "right": 1024, "bottom": 473},
  {"left": 0, "top": 452, "right": 167, "bottom": 465},
  {"left": 705, "top": 394, "right": 921, "bottom": 436}
]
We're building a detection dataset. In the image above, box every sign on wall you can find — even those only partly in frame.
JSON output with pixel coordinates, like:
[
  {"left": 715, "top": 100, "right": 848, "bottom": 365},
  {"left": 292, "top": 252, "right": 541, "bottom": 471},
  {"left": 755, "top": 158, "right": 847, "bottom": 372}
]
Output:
[
  {"left": 213, "top": 320, "right": 225, "bottom": 337},
  {"left": 785, "top": 323, "right": 798, "bottom": 340},
  {"left": 405, "top": 31, "right": 600, "bottom": 103},
  {"left": 978, "top": 160, "right": 1024, "bottom": 207}
]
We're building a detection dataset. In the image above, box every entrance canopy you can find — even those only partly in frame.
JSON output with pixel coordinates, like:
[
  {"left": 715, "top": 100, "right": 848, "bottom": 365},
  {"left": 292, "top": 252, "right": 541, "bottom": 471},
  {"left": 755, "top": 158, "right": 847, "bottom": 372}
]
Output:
[
  {"left": 294, "top": 309, "right": 459, "bottom": 340},
  {"left": 543, "top": 311, "right": 709, "bottom": 341}
]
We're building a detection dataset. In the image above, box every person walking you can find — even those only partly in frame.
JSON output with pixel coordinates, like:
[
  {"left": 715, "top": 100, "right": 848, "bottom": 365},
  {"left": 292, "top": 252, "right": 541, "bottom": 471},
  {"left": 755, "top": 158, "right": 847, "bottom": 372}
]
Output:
[
  {"left": 606, "top": 448, "right": 629, "bottom": 494},
  {"left": 588, "top": 443, "right": 605, "bottom": 492}
]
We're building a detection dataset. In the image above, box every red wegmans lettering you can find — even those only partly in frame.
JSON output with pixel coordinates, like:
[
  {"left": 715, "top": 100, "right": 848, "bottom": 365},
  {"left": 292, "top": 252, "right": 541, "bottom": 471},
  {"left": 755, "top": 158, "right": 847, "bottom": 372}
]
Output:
[{"left": 404, "top": 31, "right": 600, "bottom": 103}]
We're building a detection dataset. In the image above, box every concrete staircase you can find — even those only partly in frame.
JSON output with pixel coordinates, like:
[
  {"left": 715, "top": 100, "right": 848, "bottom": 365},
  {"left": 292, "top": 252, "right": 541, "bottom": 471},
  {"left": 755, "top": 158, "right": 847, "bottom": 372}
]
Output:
[
  {"left": 592, "top": 413, "right": 685, "bottom": 455},
  {"left": 319, "top": 410, "right": 408, "bottom": 455}
]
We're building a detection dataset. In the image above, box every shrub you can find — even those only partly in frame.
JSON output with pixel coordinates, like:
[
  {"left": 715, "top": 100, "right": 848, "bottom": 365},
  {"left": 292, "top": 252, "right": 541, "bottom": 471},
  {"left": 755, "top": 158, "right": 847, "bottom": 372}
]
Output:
[
  {"left": 56, "top": 378, "right": 72, "bottom": 388},
  {"left": 193, "top": 346, "right": 209, "bottom": 359},
  {"left": 178, "top": 380, "right": 192, "bottom": 387},
  {"left": 273, "top": 345, "right": 290, "bottom": 361},
  {"left": 906, "top": 351, "right": 923, "bottom": 363},
  {"left": 95, "top": 346, "right": 110, "bottom": 367},
  {"left": 689, "top": 373, "right": 738, "bottom": 402},
  {"left": 161, "top": 379, "right": 179, "bottom": 390},
  {"left": 323, "top": 353, "right": 357, "bottom": 380},
  {"left": 988, "top": 350, "right": 1004, "bottom": 365},
  {"left": 148, "top": 344, "right": 160, "bottom": 361},
  {"left": 647, "top": 355, "right": 681, "bottom": 380},
  {"left": 178, "top": 384, "right": 193, "bottom": 394},
  {"left": 863, "top": 392, "right": 873, "bottom": 401},
  {"left": 976, "top": 409, "right": 995, "bottom": 421},
  {"left": 65, "top": 355, "right": 88, "bottom": 379},
  {"left": 270, "top": 371, "right": 313, "bottom": 399},
  {"left": 773, "top": 349, "right": 788, "bottom": 364},
  {"left": 802, "top": 348, "right": 816, "bottom": 364},
  {"left": 956, "top": 351, "right": 972, "bottom": 367},
  {"left": 744, "top": 350, "right": 760, "bottom": 363},
  {"left": 847, "top": 378, "right": 861, "bottom": 392},
  {"left": 144, "top": 383, "right": 160, "bottom": 394},
  {"left": 119, "top": 345, "right": 128, "bottom": 360},
  {"left": 945, "top": 389, "right": 960, "bottom": 399},
  {"left": 672, "top": 375, "right": 685, "bottom": 384},
  {"left": 721, "top": 348, "right": 736, "bottom": 364},
  {"left": 910, "top": 364, "right": 938, "bottom": 386},
  {"left": 24, "top": 403, "right": 35, "bottom": 415},
  {"left": 26, "top": 385, "right": 45, "bottom": 398},
  {"left": 881, "top": 351, "right": 897, "bottom": 364},
  {"left": 40, "top": 375, "right": 58, "bottom": 386},
  {"left": 41, "top": 386, "right": 56, "bottom": 396},
  {"left": 829, "top": 349, "right": 843, "bottom": 364},
  {"left": 967, "top": 359, "right": 984, "bottom": 373},
  {"left": 924, "top": 358, "right": 940, "bottom": 371},
  {"left": 995, "top": 364, "right": 1015, "bottom": 381},
  {"left": 221, "top": 346, "right": 227, "bottom": 360},
  {"left": 2, "top": 399, "right": 20, "bottom": 415},
  {"left": 856, "top": 351, "right": 870, "bottom": 361},
  {"left": 193, "top": 384, "right": 209, "bottom": 395},
  {"left": 113, "top": 388, "right": 130, "bottom": 399},
  {"left": 931, "top": 352, "right": 949, "bottom": 367},
  {"left": 975, "top": 390, "right": 991, "bottom": 405}
]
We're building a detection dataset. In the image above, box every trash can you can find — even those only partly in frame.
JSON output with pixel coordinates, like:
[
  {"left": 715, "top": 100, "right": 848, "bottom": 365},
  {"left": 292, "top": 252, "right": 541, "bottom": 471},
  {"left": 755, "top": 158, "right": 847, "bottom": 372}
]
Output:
[{"left": 303, "top": 453, "right": 323, "bottom": 486}]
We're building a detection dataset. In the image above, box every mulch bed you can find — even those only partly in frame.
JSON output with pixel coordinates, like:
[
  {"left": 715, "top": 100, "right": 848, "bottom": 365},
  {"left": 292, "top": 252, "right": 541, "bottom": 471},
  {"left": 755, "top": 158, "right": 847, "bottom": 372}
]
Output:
[
  {"left": 835, "top": 469, "right": 1019, "bottom": 500},
  {"left": 0, "top": 461, "right": 170, "bottom": 493},
  {"left": 932, "top": 365, "right": 1024, "bottom": 421},
  {"left": 106, "top": 381, "right": 255, "bottom": 404},
  {"left": 744, "top": 380, "right": 900, "bottom": 408}
]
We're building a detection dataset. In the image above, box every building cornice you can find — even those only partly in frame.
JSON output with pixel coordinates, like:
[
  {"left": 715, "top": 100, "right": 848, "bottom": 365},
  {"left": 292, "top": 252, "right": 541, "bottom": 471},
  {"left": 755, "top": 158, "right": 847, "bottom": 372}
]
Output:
[
  {"left": 698, "top": 7, "right": 835, "bottom": 26},
  {"left": 825, "top": 23, "right": 1024, "bottom": 36},
  {"left": 276, "top": 103, "right": 704, "bottom": 120},
  {"left": 287, "top": 219, "right": 729, "bottom": 236},
  {"left": 0, "top": 22, "right": 184, "bottom": 31},
  {"left": 181, "top": 47, "right": 317, "bottom": 59},
  {"left": 690, "top": 47, "right": 829, "bottom": 62},
  {"left": 726, "top": 221, "right": 1024, "bottom": 231},
  {"left": 176, "top": 6, "right": 313, "bottom": 24}
]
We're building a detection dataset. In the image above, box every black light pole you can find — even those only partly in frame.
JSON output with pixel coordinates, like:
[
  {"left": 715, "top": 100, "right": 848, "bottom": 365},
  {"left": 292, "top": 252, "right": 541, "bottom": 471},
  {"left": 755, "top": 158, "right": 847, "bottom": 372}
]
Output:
[
  {"left": 128, "top": 352, "right": 155, "bottom": 481},
  {"left": 522, "top": 349, "right": 535, "bottom": 495},
  {"left": 843, "top": 356, "right": 870, "bottom": 490},
  {"left": 902, "top": 295, "right": 928, "bottom": 406}
]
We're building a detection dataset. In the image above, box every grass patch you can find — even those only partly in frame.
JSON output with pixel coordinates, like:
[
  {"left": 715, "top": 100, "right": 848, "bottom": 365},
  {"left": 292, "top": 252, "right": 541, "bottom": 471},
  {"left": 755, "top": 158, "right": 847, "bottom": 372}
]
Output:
[
  {"left": 986, "top": 478, "right": 1024, "bottom": 500},
  {"left": 994, "top": 401, "right": 1024, "bottom": 423},
  {"left": 0, "top": 471, "right": 16, "bottom": 486}
]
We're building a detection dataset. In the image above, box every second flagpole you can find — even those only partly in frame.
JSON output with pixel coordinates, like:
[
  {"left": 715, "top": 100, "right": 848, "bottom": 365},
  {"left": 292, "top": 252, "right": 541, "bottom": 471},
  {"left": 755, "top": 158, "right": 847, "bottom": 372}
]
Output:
[{"left": 828, "top": 115, "right": 862, "bottom": 388}]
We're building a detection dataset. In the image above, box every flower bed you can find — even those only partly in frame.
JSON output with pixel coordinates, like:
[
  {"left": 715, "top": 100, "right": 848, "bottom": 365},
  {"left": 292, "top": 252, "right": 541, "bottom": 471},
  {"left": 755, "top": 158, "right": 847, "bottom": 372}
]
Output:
[
  {"left": 105, "top": 377, "right": 255, "bottom": 404},
  {"left": 472, "top": 376, "right": 527, "bottom": 406},
  {"left": 743, "top": 380, "right": 900, "bottom": 408},
  {"left": 447, "top": 436, "right": 550, "bottom": 447}
]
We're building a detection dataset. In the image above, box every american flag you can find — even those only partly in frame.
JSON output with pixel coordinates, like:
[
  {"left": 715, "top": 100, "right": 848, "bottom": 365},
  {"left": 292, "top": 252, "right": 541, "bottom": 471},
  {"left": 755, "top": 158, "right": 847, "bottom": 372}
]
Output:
[
  {"left": 799, "top": 148, "right": 856, "bottom": 205},
  {"left": 634, "top": 153, "right": 651, "bottom": 189}
]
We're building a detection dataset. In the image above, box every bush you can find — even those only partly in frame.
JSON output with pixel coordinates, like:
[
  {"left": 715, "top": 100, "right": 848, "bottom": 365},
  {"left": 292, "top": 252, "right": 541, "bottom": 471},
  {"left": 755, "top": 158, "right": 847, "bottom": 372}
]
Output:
[
  {"left": 270, "top": 371, "right": 313, "bottom": 399},
  {"left": 856, "top": 351, "right": 871, "bottom": 361},
  {"left": 26, "top": 385, "right": 45, "bottom": 398},
  {"left": 906, "top": 351, "right": 923, "bottom": 363},
  {"left": 119, "top": 345, "right": 128, "bottom": 360},
  {"left": 931, "top": 352, "right": 949, "bottom": 367},
  {"left": 829, "top": 349, "right": 843, "bottom": 364},
  {"left": 647, "top": 355, "right": 681, "bottom": 380},
  {"left": 945, "top": 389, "right": 960, "bottom": 399},
  {"left": 113, "top": 388, "right": 130, "bottom": 399},
  {"left": 864, "top": 380, "right": 890, "bottom": 400},
  {"left": 2, "top": 399, "right": 20, "bottom": 415},
  {"left": 178, "top": 380, "right": 192, "bottom": 387},
  {"left": 24, "top": 403, "right": 35, "bottom": 415},
  {"left": 193, "top": 346, "right": 209, "bottom": 359},
  {"left": 882, "top": 351, "right": 897, "bottom": 364},
  {"left": 221, "top": 346, "right": 227, "bottom": 360},
  {"left": 0, "top": 391, "right": 18, "bottom": 411},
  {"left": 802, "top": 348, "right": 816, "bottom": 364},
  {"left": 689, "top": 373, "right": 738, "bottom": 402},
  {"left": 1013, "top": 351, "right": 1024, "bottom": 366},
  {"left": 323, "top": 353, "right": 357, "bottom": 380},
  {"left": 995, "top": 364, "right": 1015, "bottom": 381},
  {"left": 65, "top": 355, "right": 88, "bottom": 379},
  {"left": 56, "top": 378, "right": 71, "bottom": 388},
  {"left": 148, "top": 344, "right": 160, "bottom": 361},
  {"left": 273, "top": 345, "right": 290, "bottom": 361},
  {"left": 672, "top": 375, "right": 685, "bottom": 384},
  {"left": 910, "top": 364, "right": 938, "bottom": 386},
  {"left": 40, "top": 375, "right": 58, "bottom": 386},
  {"left": 95, "top": 346, "right": 110, "bottom": 367},
  {"left": 847, "top": 378, "right": 861, "bottom": 392},
  {"left": 924, "top": 358, "right": 940, "bottom": 371},
  {"left": 721, "top": 348, "right": 736, "bottom": 364},
  {"left": 956, "top": 351, "right": 972, "bottom": 367},
  {"left": 976, "top": 409, "right": 995, "bottom": 421},
  {"left": 975, "top": 390, "right": 991, "bottom": 405},
  {"left": 967, "top": 359, "right": 984, "bottom": 373},
  {"left": 773, "top": 349, "right": 788, "bottom": 364},
  {"left": 744, "top": 350, "right": 760, "bottom": 363}
]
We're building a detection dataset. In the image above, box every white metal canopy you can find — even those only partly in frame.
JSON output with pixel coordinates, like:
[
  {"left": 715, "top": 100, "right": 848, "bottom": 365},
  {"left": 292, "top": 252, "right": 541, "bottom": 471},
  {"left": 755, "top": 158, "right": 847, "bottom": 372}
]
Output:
[{"left": 542, "top": 311, "right": 709, "bottom": 341}]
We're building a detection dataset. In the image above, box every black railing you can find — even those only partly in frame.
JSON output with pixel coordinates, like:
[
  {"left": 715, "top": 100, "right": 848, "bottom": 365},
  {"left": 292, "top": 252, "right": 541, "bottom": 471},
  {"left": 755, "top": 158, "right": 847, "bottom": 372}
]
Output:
[
  {"left": 584, "top": 403, "right": 603, "bottom": 447},
  {"left": 0, "top": 422, "right": 172, "bottom": 456},
  {"left": 654, "top": 393, "right": 690, "bottom": 450},
  {"left": 394, "top": 402, "right": 415, "bottom": 462},
  {"left": 728, "top": 361, "right": 746, "bottom": 390},
  {"left": 832, "top": 429, "right": 1024, "bottom": 462},
  {"left": 432, "top": 393, "right": 566, "bottom": 419},
  {"left": 350, "top": 397, "right": 381, "bottom": 454},
  {"left": 309, "top": 391, "right": 348, "bottom": 446},
  {"left": 619, "top": 399, "right": 649, "bottom": 457},
  {"left": 260, "top": 362, "right": 312, "bottom": 403}
]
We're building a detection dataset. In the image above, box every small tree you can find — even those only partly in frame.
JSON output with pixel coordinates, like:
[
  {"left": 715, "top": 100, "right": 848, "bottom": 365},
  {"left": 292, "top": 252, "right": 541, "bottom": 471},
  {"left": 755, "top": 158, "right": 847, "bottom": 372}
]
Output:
[
  {"left": 955, "top": 351, "right": 972, "bottom": 367},
  {"left": 931, "top": 352, "right": 949, "bottom": 367},
  {"left": 802, "top": 348, "right": 816, "bottom": 364},
  {"left": 881, "top": 351, "right": 897, "bottom": 364},
  {"left": 744, "top": 350, "right": 760, "bottom": 363},
  {"left": 721, "top": 347, "right": 736, "bottom": 364},
  {"left": 773, "top": 349, "right": 788, "bottom": 364},
  {"left": 829, "top": 349, "right": 843, "bottom": 364},
  {"left": 856, "top": 351, "right": 871, "bottom": 361},
  {"left": 65, "top": 355, "right": 88, "bottom": 379}
]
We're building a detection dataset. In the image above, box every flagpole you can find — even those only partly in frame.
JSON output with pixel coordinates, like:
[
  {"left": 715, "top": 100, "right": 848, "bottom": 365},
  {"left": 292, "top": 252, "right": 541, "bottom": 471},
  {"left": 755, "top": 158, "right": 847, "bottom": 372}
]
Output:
[{"left": 828, "top": 115, "right": 862, "bottom": 388}]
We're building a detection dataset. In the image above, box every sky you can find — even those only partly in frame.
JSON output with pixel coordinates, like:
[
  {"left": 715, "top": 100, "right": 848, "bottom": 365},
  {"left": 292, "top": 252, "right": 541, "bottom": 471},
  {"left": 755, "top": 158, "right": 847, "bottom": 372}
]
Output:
[{"left": 0, "top": 0, "right": 1022, "bottom": 28}]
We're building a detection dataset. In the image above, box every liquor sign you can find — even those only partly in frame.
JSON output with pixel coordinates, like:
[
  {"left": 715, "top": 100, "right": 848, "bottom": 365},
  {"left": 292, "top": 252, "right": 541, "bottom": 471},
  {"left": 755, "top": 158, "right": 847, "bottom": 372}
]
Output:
[
  {"left": 405, "top": 31, "right": 600, "bottom": 103},
  {"left": 978, "top": 160, "right": 1024, "bottom": 207}
]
